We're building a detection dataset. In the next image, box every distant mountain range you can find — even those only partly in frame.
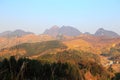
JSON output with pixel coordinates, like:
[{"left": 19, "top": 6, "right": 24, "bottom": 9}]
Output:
[
  {"left": 0, "top": 26, "right": 119, "bottom": 38},
  {"left": 0, "top": 29, "right": 33, "bottom": 38},
  {"left": 44, "top": 26, "right": 119, "bottom": 38}
]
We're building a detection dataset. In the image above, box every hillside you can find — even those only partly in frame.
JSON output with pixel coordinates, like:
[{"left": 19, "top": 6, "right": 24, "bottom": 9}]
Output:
[
  {"left": 0, "top": 56, "right": 113, "bottom": 80},
  {"left": 0, "top": 40, "right": 67, "bottom": 57},
  {"left": 0, "top": 34, "right": 55, "bottom": 50},
  {"left": 39, "top": 49, "right": 100, "bottom": 63},
  {"left": 62, "top": 34, "right": 120, "bottom": 54},
  {"left": 63, "top": 38, "right": 94, "bottom": 53}
]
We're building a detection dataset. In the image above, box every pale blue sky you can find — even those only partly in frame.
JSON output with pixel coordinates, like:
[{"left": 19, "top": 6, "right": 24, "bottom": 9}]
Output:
[{"left": 0, "top": 0, "right": 120, "bottom": 34}]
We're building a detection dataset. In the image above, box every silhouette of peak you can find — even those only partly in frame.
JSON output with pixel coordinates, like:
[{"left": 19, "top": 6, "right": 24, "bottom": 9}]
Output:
[
  {"left": 51, "top": 25, "right": 59, "bottom": 29},
  {"left": 44, "top": 25, "right": 81, "bottom": 37},
  {"left": 98, "top": 28, "right": 104, "bottom": 31},
  {"left": 14, "top": 29, "right": 25, "bottom": 32},
  {"left": 0, "top": 29, "right": 33, "bottom": 38},
  {"left": 95, "top": 28, "right": 119, "bottom": 38}
]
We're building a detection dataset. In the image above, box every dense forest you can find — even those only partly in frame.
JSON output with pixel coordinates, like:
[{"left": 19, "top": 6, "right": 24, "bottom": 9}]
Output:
[{"left": 0, "top": 56, "right": 119, "bottom": 80}]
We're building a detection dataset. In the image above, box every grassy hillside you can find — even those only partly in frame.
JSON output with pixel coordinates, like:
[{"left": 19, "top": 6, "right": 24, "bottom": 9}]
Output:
[
  {"left": 38, "top": 49, "right": 100, "bottom": 63},
  {"left": 11, "top": 40, "right": 67, "bottom": 56},
  {"left": 0, "top": 40, "right": 67, "bottom": 57},
  {"left": 0, "top": 34, "right": 54, "bottom": 50}
]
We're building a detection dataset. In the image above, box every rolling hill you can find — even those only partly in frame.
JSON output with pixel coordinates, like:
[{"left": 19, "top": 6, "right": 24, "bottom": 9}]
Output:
[
  {"left": 0, "top": 34, "right": 55, "bottom": 50},
  {"left": 0, "top": 40, "right": 67, "bottom": 57}
]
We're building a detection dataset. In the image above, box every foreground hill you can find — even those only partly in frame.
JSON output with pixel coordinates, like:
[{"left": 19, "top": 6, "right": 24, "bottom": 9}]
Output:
[
  {"left": 0, "top": 56, "right": 114, "bottom": 80},
  {"left": 0, "top": 39, "right": 100, "bottom": 64}
]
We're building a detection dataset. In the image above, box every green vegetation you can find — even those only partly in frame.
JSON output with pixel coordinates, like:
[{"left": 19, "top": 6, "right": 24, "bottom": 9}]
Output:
[
  {"left": 79, "top": 60, "right": 112, "bottom": 80},
  {"left": 10, "top": 40, "right": 67, "bottom": 56},
  {"left": 39, "top": 49, "right": 100, "bottom": 63},
  {"left": 0, "top": 56, "right": 113, "bottom": 80},
  {"left": 38, "top": 50, "right": 114, "bottom": 80},
  {"left": 112, "top": 73, "right": 120, "bottom": 80},
  {"left": 0, "top": 56, "right": 81, "bottom": 80}
]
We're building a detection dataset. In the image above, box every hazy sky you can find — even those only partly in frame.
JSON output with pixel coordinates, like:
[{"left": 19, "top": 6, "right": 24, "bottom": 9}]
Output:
[{"left": 0, "top": 0, "right": 120, "bottom": 34}]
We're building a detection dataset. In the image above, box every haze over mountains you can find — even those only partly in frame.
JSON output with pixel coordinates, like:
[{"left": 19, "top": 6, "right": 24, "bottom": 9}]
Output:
[
  {"left": 43, "top": 25, "right": 119, "bottom": 38},
  {"left": 0, "top": 29, "right": 33, "bottom": 38},
  {"left": 44, "top": 26, "right": 82, "bottom": 37},
  {"left": 95, "top": 28, "right": 120, "bottom": 38},
  {"left": 0, "top": 26, "right": 119, "bottom": 38}
]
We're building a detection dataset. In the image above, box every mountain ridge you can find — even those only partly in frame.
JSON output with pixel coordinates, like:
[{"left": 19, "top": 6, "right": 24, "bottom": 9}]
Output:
[
  {"left": 44, "top": 25, "right": 82, "bottom": 37},
  {"left": 0, "top": 29, "right": 34, "bottom": 38},
  {"left": 0, "top": 27, "right": 119, "bottom": 38},
  {"left": 44, "top": 26, "right": 119, "bottom": 38}
]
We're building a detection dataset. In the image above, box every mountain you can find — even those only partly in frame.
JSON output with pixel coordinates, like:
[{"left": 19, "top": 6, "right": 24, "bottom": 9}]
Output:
[
  {"left": 0, "top": 29, "right": 34, "bottom": 38},
  {"left": 58, "top": 26, "right": 81, "bottom": 36},
  {"left": 44, "top": 25, "right": 60, "bottom": 37},
  {"left": 94, "top": 28, "right": 119, "bottom": 38},
  {"left": 43, "top": 26, "right": 81, "bottom": 37},
  {"left": 84, "top": 32, "right": 91, "bottom": 35}
]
